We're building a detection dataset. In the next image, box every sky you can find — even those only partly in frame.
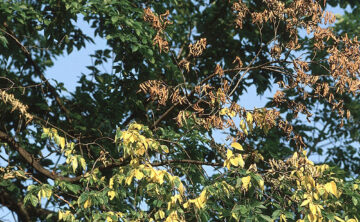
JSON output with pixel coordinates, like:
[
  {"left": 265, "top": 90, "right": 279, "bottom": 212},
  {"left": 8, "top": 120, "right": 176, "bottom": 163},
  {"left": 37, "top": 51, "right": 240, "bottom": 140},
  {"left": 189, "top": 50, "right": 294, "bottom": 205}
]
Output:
[{"left": 0, "top": 3, "right": 354, "bottom": 222}]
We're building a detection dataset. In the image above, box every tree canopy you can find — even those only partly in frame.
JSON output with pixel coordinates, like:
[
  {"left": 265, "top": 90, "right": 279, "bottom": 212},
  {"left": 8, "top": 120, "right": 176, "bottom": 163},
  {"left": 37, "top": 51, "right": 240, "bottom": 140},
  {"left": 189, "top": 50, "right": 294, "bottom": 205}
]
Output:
[{"left": 1, "top": 0, "right": 360, "bottom": 221}]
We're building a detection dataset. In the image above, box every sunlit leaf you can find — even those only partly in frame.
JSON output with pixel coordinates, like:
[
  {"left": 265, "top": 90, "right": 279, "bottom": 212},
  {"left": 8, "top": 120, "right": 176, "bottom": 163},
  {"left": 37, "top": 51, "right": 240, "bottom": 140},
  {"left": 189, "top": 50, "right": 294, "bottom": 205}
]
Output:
[{"left": 231, "top": 142, "right": 243, "bottom": 151}]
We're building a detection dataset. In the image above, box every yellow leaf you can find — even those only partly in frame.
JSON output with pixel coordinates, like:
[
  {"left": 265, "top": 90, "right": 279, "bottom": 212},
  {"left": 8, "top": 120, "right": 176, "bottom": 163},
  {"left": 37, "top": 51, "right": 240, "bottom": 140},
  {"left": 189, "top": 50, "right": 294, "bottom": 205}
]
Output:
[
  {"left": 353, "top": 184, "right": 359, "bottom": 190},
  {"left": 106, "top": 216, "right": 113, "bottom": 222},
  {"left": 134, "top": 169, "right": 144, "bottom": 180},
  {"left": 108, "top": 190, "right": 116, "bottom": 200},
  {"left": 58, "top": 211, "right": 63, "bottom": 220},
  {"left": 178, "top": 182, "right": 185, "bottom": 195},
  {"left": 165, "top": 211, "right": 180, "bottom": 222},
  {"left": 132, "top": 123, "right": 142, "bottom": 130},
  {"left": 306, "top": 175, "right": 315, "bottom": 188},
  {"left": 236, "top": 154, "right": 245, "bottom": 168},
  {"left": 71, "top": 156, "right": 78, "bottom": 173},
  {"left": 45, "top": 188, "right": 52, "bottom": 199},
  {"left": 230, "top": 157, "right": 239, "bottom": 167},
  {"left": 232, "top": 212, "right": 239, "bottom": 220},
  {"left": 158, "top": 210, "right": 165, "bottom": 219},
  {"left": 199, "top": 189, "right": 207, "bottom": 203},
  {"left": 84, "top": 199, "right": 91, "bottom": 209},
  {"left": 241, "top": 176, "right": 251, "bottom": 191},
  {"left": 37, "top": 189, "right": 43, "bottom": 201},
  {"left": 292, "top": 152, "right": 298, "bottom": 160},
  {"left": 240, "top": 119, "right": 248, "bottom": 135},
  {"left": 334, "top": 216, "right": 345, "bottom": 222},
  {"left": 231, "top": 142, "right": 243, "bottom": 151},
  {"left": 194, "top": 198, "right": 205, "bottom": 209},
  {"left": 80, "top": 157, "right": 86, "bottom": 170},
  {"left": 226, "top": 149, "right": 233, "bottom": 159},
  {"left": 325, "top": 181, "right": 338, "bottom": 198},
  {"left": 122, "top": 132, "right": 131, "bottom": 142},
  {"left": 43, "top": 127, "right": 49, "bottom": 135},
  {"left": 258, "top": 178, "right": 264, "bottom": 191},
  {"left": 347, "top": 219, "right": 357, "bottom": 222},
  {"left": 109, "top": 177, "right": 114, "bottom": 189},
  {"left": 246, "top": 112, "right": 253, "bottom": 124},
  {"left": 125, "top": 175, "right": 133, "bottom": 185},
  {"left": 280, "top": 214, "right": 287, "bottom": 222},
  {"left": 219, "top": 108, "right": 228, "bottom": 115},
  {"left": 129, "top": 134, "right": 136, "bottom": 143},
  {"left": 157, "top": 171, "right": 165, "bottom": 184},
  {"left": 60, "top": 137, "right": 65, "bottom": 149},
  {"left": 223, "top": 159, "right": 231, "bottom": 170},
  {"left": 246, "top": 112, "right": 253, "bottom": 121},
  {"left": 309, "top": 203, "right": 317, "bottom": 215},
  {"left": 51, "top": 128, "right": 58, "bottom": 134},
  {"left": 300, "top": 199, "right": 310, "bottom": 207},
  {"left": 183, "top": 202, "right": 189, "bottom": 209},
  {"left": 192, "top": 190, "right": 207, "bottom": 209}
]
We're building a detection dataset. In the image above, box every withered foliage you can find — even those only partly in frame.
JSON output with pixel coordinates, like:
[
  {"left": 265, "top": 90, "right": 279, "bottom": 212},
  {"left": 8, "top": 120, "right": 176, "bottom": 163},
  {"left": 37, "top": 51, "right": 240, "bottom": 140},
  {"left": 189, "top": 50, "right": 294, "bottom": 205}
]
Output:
[
  {"left": 140, "top": 0, "right": 360, "bottom": 154},
  {"left": 232, "top": 0, "right": 248, "bottom": 29},
  {"left": 188, "top": 38, "right": 207, "bottom": 57},
  {"left": 138, "top": 80, "right": 188, "bottom": 107},
  {"left": 143, "top": 8, "right": 172, "bottom": 53},
  {"left": 0, "top": 89, "right": 33, "bottom": 123},
  {"left": 138, "top": 80, "right": 169, "bottom": 106}
]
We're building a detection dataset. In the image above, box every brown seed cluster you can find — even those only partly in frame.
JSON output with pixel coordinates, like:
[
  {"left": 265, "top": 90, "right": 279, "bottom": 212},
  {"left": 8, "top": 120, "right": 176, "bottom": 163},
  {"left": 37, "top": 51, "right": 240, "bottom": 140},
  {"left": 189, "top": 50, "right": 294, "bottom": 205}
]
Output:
[
  {"left": 140, "top": 0, "right": 360, "bottom": 152},
  {"left": 188, "top": 38, "right": 207, "bottom": 57},
  {"left": 143, "top": 8, "right": 172, "bottom": 53},
  {"left": 0, "top": 90, "right": 33, "bottom": 123}
]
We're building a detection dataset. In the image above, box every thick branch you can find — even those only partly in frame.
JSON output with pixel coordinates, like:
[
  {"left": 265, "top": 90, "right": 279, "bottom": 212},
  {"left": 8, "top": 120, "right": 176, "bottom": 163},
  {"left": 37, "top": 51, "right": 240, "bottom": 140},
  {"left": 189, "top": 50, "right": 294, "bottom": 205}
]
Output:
[
  {"left": 0, "top": 130, "right": 80, "bottom": 182},
  {"left": 151, "top": 159, "right": 223, "bottom": 167},
  {"left": 0, "top": 188, "right": 54, "bottom": 222},
  {"left": 0, "top": 129, "right": 223, "bottom": 183}
]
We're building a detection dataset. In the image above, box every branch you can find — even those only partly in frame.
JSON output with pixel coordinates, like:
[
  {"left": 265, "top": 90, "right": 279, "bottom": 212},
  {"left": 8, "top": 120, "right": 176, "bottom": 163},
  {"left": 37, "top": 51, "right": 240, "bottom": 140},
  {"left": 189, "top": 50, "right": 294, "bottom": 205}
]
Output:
[
  {"left": 1, "top": 129, "right": 223, "bottom": 182},
  {"left": 0, "top": 130, "right": 81, "bottom": 183},
  {"left": 0, "top": 23, "right": 72, "bottom": 123},
  {"left": 151, "top": 159, "right": 223, "bottom": 167},
  {"left": 0, "top": 188, "right": 54, "bottom": 222}
]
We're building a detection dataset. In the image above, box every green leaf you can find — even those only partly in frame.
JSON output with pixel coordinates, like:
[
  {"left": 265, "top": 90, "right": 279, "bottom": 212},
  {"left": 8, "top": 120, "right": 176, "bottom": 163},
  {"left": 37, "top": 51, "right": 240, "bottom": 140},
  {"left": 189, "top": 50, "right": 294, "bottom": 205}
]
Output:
[
  {"left": 0, "top": 35, "right": 8, "bottom": 47},
  {"left": 352, "top": 196, "right": 358, "bottom": 206},
  {"left": 259, "top": 214, "right": 272, "bottom": 222},
  {"left": 111, "top": 16, "right": 118, "bottom": 24},
  {"left": 131, "top": 44, "right": 139, "bottom": 52},
  {"left": 66, "top": 183, "right": 81, "bottom": 194},
  {"left": 30, "top": 194, "right": 39, "bottom": 207},
  {"left": 272, "top": 210, "right": 281, "bottom": 218}
]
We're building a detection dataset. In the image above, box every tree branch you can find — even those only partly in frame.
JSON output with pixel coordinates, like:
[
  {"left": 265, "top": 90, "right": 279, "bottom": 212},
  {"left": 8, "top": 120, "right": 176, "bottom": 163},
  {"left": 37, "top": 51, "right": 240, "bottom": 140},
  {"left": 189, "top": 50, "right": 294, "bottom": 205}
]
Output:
[
  {"left": 1, "top": 23, "right": 72, "bottom": 123},
  {"left": 0, "top": 130, "right": 81, "bottom": 183},
  {"left": 0, "top": 188, "right": 54, "bottom": 222},
  {"left": 151, "top": 159, "right": 223, "bottom": 167}
]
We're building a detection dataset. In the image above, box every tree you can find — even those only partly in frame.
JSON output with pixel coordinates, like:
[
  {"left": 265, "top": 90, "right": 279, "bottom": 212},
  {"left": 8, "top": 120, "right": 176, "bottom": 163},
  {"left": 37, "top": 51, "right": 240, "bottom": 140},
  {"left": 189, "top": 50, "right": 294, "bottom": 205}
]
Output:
[{"left": 0, "top": 0, "right": 359, "bottom": 221}]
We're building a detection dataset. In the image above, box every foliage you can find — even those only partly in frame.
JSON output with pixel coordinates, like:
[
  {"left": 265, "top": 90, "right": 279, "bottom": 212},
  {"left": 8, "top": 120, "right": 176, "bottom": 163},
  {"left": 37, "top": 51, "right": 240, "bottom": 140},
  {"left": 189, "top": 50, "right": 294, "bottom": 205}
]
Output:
[{"left": 0, "top": 0, "right": 360, "bottom": 221}]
